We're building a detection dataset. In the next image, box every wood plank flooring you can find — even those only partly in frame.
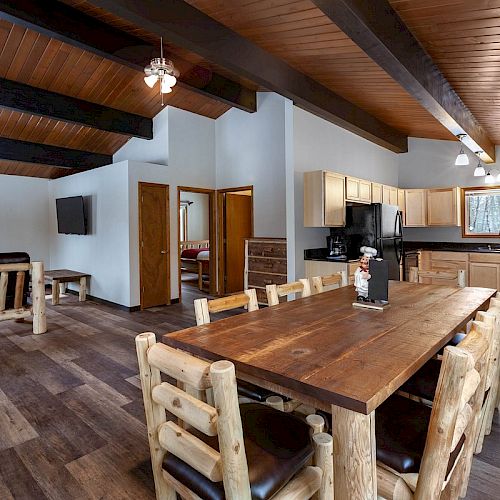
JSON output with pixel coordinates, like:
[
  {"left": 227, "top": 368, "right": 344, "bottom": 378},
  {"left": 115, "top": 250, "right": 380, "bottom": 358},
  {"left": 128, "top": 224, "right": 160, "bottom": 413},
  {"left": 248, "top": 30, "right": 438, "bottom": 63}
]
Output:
[{"left": 0, "top": 287, "right": 498, "bottom": 499}]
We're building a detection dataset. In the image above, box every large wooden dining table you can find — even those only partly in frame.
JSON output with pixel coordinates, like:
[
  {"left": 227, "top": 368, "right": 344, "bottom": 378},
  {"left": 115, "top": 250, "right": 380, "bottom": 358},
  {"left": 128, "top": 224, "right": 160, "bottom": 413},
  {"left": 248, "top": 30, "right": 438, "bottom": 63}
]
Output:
[{"left": 163, "top": 281, "right": 496, "bottom": 499}]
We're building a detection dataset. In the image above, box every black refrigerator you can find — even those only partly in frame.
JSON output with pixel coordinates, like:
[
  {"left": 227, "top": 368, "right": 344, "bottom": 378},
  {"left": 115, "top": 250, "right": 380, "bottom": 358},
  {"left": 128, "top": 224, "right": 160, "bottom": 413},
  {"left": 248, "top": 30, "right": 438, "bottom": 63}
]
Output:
[{"left": 344, "top": 203, "right": 403, "bottom": 280}]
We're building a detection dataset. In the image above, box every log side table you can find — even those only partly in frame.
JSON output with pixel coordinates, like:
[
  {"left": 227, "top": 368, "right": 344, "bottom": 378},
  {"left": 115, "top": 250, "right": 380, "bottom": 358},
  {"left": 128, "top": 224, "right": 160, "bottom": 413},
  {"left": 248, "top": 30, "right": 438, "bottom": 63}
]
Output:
[{"left": 44, "top": 269, "right": 90, "bottom": 305}]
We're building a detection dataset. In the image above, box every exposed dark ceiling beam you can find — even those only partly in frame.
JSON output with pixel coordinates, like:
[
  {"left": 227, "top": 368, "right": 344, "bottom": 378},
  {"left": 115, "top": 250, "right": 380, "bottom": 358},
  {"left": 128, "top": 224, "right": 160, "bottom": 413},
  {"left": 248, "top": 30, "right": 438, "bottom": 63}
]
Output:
[
  {"left": 0, "top": 0, "right": 256, "bottom": 113},
  {"left": 0, "top": 137, "right": 112, "bottom": 169},
  {"left": 0, "top": 78, "right": 152, "bottom": 139},
  {"left": 310, "top": 0, "right": 495, "bottom": 163},
  {"left": 80, "top": 0, "right": 408, "bottom": 154}
]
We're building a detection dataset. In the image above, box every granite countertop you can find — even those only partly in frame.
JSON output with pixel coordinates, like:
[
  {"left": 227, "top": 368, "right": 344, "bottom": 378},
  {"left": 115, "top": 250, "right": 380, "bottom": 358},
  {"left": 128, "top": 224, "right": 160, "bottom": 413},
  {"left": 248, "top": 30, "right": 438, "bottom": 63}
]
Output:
[{"left": 404, "top": 241, "right": 500, "bottom": 254}]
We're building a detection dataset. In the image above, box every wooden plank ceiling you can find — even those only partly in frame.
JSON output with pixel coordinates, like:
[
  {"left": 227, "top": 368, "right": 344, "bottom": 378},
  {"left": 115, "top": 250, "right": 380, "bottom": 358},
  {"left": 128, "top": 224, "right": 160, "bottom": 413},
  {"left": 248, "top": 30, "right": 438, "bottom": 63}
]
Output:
[
  {"left": 2, "top": 0, "right": 498, "bottom": 178},
  {"left": 0, "top": 14, "right": 231, "bottom": 178},
  {"left": 185, "top": 0, "right": 454, "bottom": 141},
  {"left": 390, "top": 0, "right": 500, "bottom": 145}
]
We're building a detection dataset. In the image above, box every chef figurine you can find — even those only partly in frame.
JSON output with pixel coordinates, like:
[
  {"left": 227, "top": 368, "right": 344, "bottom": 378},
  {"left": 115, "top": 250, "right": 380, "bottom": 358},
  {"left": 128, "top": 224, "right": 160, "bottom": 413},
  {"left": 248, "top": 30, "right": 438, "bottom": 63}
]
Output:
[{"left": 354, "top": 246, "right": 378, "bottom": 301}]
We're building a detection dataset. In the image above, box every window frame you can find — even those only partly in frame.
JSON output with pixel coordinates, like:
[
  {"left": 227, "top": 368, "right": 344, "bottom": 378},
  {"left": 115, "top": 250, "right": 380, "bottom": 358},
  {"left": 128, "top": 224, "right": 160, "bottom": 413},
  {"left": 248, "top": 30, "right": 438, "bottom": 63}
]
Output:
[{"left": 461, "top": 185, "right": 500, "bottom": 238}]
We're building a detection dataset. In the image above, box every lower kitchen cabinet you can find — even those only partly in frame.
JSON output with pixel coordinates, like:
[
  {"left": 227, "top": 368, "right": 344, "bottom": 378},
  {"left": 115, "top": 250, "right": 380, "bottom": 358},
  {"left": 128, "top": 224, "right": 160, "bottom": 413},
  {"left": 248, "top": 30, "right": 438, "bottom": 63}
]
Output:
[
  {"left": 469, "top": 254, "right": 500, "bottom": 290},
  {"left": 304, "top": 260, "right": 358, "bottom": 286},
  {"left": 418, "top": 251, "right": 469, "bottom": 286}
]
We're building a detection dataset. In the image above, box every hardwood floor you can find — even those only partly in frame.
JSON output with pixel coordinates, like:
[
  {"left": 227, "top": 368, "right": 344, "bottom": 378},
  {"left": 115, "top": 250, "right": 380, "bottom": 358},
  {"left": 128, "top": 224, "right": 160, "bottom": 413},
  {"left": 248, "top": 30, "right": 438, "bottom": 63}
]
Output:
[{"left": 0, "top": 289, "right": 498, "bottom": 499}]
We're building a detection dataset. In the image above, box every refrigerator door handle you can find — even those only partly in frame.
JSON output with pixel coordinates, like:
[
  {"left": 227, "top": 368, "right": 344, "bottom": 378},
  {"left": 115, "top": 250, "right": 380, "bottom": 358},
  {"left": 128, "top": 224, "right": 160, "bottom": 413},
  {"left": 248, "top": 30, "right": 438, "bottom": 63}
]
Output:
[
  {"left": 395, "top": 211, "right": 403, "bottom": 238},
  {"left": 395, "top": 239, "right": 403, "bottom": 265}
]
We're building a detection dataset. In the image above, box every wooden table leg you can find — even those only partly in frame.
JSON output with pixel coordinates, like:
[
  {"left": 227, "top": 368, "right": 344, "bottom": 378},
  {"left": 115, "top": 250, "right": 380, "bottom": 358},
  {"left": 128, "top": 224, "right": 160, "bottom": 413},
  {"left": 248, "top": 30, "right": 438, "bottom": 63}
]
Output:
[
  {"left": 32, "top": 262, "right": 47, "bottom": 334},
  {"left": 52, "top": 279, "right": 60, "bottom": 305},
  {"left": 79, "top": 277, "right": 87, "bottom": 301},
  {"left": 331, "top": 405, "right": 377, "bottom": 500}
]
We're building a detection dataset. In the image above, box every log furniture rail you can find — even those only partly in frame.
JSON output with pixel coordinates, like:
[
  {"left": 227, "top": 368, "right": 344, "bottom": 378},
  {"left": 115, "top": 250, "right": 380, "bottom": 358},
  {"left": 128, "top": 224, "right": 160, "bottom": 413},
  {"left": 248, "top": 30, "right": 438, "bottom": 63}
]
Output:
[
  {"left": 311, "top": 271, "right": 348, "bottom": 294},
  {"left": 0, "top": 261, "right": 46, "bottom": 334},
  {"left": 163, "top": 281, "right": 496, "bottom": 499},
  {"left": 376, "top": 318, "right": 492, "bottom": 499},
  {"left": 266, "top": 278, "right": 311, "bottom": 306},
  {"left": 135, "top": 332, "right": 333, "bottom": 500},
  {"left": 193, "top": 289, "right": 258, "bottom": 326},
  {"left": 409, "top": 266, "right": 466, "bottom": 288}
]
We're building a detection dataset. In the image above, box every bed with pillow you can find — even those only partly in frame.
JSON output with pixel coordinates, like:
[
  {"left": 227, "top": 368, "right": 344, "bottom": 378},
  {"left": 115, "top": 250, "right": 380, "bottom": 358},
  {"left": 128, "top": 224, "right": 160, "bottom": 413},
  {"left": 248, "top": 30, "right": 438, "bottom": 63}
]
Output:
[{"left": 180, "top": 240, "right": 209, "bottom": 290}]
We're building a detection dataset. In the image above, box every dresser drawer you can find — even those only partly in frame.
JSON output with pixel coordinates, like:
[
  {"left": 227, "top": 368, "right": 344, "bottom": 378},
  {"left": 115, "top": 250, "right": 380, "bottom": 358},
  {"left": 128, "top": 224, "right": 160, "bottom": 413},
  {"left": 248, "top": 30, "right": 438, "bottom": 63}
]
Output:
[
  {"left": 248, "top": 256, "right": 287, "bottom": 274},
  {"left": 247, "top": 271, "right": 287, "bottom": 288},
  {"left": 248, "top": 241, "right": 286, "bottom": 258}
]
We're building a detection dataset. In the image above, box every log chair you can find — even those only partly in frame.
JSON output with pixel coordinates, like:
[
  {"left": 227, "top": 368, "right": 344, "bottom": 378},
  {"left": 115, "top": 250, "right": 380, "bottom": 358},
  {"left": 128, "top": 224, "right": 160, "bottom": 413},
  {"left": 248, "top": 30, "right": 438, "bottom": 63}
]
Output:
[
  {"left": 0, "top": 261, "right": 46, "bottom": 334},
  {"left": 266, "top": 278, "right": 312, "bottom": 307},
  {"left": 311, "top": 271, "right": 348, "bottom": 294},
  {"left": 135, "top": 332, "right": 334, "bottom": 500},
  {"left": 409, "top": 267, "right": 466, "bottom": 288}
]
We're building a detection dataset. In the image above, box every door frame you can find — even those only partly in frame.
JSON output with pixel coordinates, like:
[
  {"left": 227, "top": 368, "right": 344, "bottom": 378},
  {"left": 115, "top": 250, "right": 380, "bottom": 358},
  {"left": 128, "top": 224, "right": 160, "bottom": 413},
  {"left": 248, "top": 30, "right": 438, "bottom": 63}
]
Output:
[
  {"left": 177, "top": 186, "right": 217, "bottom": 301},
  {"left": 139, "top": 182, "right": 170, "bottom": 310},
  {"left": 217, "top": 186, "right": 254, "bottom": 295}
]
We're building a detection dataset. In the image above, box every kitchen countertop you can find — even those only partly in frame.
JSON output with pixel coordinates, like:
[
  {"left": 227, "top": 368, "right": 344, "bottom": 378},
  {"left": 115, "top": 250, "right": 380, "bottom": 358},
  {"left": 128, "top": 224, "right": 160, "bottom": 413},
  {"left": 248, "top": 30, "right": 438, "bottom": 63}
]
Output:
[
  {"left": 404, "top": 241, "right": 500, "bottom": 254},
  {"left": 304, "top": 248, "right": 358, "bottom": 262}
]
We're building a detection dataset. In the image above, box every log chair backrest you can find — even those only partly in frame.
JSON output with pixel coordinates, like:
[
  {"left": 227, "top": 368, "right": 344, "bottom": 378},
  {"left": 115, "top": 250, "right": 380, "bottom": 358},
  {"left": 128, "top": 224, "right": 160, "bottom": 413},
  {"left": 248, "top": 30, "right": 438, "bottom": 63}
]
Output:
[
  {"left": 136, "top": 332, "right": 252, "bottom": 499},
  {"left": 0, "top": 262, "right": 30, "bottom": 312},
  {"left": 414, "top": 319, "right": 493, "bottom": 499},
  {"left": 311, "top": 271, "right": 348, "bottom": 294},
  {"left": 193, "top": 289, "right": 259, "bottom": 326},
  {"left": 409, "top": 266, "right": 466, "bottom": 288},
  {"left": 266, "top": 279, "right": 312, "bottom": 307}
]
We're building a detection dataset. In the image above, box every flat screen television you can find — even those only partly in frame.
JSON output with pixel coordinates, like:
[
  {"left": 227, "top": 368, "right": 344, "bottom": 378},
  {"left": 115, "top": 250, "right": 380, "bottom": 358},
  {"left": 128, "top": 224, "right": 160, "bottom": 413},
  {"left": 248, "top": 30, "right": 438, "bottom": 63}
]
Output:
[{"left": 56, "top": 196, "right": 87, "bottom": 235}]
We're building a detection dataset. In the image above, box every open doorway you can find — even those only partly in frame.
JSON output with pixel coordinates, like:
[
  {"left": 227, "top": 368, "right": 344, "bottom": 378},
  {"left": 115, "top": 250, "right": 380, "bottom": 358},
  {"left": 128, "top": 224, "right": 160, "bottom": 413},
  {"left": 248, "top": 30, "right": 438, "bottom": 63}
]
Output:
[
  {"left": 217, "top": 186, "right": 253, "bottom": 294},
  {"left": 177, "top": 187, "right": 216, "bottom": 302}
]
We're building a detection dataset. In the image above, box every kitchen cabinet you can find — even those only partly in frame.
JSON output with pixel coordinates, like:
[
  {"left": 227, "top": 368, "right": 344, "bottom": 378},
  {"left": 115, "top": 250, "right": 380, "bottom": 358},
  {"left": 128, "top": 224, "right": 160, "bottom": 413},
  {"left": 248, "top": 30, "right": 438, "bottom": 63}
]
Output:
[
  {"left": 405, "top": 189, "right": 427, "bottom": 227},
  {"left": 427, "top": 187, "right": 461, "bottom": 227},
  {"left": 372, "top": 183, "right": 382, "bottom": 203},
  {"left": 398, "top": 189, "right": 405, "bottom": 224},
  {"left": 469, "top": 253, "right": 500, "bottom": 290},
  {"left": 304, "top": 170, "right": 345, "bottom": 227},
  {"left": 305, "top": 260, "right": 359, "bottom": 286},
  {"left": 345, "top": 176, "right": 371, "bottom": 203},
  {"left": 382, "top": 185, "right": 398, "bottom": 205}
]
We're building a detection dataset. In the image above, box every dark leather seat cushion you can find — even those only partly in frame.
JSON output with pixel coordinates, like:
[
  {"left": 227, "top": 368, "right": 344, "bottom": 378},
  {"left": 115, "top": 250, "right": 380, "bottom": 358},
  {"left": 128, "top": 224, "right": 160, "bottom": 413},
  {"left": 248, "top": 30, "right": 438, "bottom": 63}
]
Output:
[
  {"left": 237, "top": 380, "right": 276, "bottom": 402},
  {"left": 163, "top": 403, "right": 314, "bottom": 500},
  {"left": 0, "top": 252, "right": 30, "bottom": 309},
  {"left": 376, "top": 394, "right": 465, "bottom": 475},
  {"left": 399, "top": 358, "right": 441, "bottom": 401}
]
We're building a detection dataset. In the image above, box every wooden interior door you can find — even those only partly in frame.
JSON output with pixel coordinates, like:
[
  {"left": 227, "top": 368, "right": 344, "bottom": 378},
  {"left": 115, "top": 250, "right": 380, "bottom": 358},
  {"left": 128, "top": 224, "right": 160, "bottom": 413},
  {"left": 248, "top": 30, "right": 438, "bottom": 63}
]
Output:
[
  {"left": 139, "top": 183, "right": 170, "bottom": 309},
  {"left": 224, "top": 193, "right": 252, "bottom": 293}
]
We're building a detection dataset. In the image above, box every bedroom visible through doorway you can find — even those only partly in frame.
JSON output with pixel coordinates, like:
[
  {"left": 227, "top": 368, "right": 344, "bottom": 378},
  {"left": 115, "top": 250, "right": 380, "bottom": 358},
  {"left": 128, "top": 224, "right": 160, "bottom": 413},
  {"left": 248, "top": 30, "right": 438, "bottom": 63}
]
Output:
[{"left": 177, "top": 187, "right": 216, "bottom": 301}]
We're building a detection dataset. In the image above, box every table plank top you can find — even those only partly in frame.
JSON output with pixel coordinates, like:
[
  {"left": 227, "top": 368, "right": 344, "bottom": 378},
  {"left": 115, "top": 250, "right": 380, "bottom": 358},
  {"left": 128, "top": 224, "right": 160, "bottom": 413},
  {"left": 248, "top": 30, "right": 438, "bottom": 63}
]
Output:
[
  {"left": 163, "top": 282, "right": 495, "bottom": 414},
  {"left": 44, "top": 269, "right": 90, "bottom": 280}
]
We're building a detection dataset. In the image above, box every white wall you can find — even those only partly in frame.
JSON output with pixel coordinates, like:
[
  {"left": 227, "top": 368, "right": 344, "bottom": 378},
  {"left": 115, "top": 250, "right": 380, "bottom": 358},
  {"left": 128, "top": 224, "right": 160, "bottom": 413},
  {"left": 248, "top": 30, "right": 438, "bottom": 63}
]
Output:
[
  {"left": 291, "top": 107, "right": 400, "bottom": 279},
  {"left": 0, "top": 175, "right": 50, "bottom": 264},
  {"left": 399, "top": 138, "right": 500, "bottom": 243},
  {"left": 216, "top": 92, "right": 288, "bottom": 237},
  {"left": 181, "top": 191, "right": 209, "bottom": 241},
  {"left": 48, "top": 162, "right": 131, "bottom": 306},
  {"left": 127, "top": 106, "right": 216, "bottom": 305},
  {"left": 113, "top": 106, "right": 169, "bottom": 165}
]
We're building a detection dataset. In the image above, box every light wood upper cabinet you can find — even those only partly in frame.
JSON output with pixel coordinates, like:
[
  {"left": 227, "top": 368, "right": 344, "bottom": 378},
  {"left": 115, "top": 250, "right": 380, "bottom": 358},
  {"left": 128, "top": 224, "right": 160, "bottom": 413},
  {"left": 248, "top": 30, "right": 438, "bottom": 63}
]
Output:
[
  {"left": 427, "top": 187, "right": 461, "bottom": 227},
  {"left": 345, "top": 177, "right": 359, "bottom": 201},
  {"left": 405, "top": 189, "right": 427, "bottom": 227},
  {"left": 359, "top": 179, "right": 371, "bottom": 203},
  {"left": 345, "top": 177, "right": 371, "bottom": 203},
  {"left": 382, "top": 185, "right": 391, "bottom": 204},
  {"left": 304, "top": 170, "right": 345, "bottom": 227},
  {"left": 372, "top": 183, "right": 382, "bottom": 203},
  {"left": 389, "top": 187, "right": 398, "bottom": 206}
]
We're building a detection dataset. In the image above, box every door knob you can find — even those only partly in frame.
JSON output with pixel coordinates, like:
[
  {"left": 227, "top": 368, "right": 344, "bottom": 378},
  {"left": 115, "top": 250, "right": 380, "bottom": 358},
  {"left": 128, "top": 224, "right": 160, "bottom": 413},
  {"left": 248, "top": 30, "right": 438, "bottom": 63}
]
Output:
[{"left": 161, "top": 250, "right": 167, "bottom": 254}]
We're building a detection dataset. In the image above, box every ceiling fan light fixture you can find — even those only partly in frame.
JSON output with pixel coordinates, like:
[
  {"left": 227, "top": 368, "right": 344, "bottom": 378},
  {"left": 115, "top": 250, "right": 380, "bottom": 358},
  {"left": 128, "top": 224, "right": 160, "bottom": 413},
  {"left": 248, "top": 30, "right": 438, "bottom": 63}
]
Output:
[
  {"left": 485, "top": 171, "right": 495, "bottom": 184},
  {"left": 474, "top": 164, "right": 486, "bottom": 177},
  {"left": 143, "top": 37, "right": 179, "bottom": 105},
  {"left": 454, "top": 134, "right": 469, "bottom": 166}
]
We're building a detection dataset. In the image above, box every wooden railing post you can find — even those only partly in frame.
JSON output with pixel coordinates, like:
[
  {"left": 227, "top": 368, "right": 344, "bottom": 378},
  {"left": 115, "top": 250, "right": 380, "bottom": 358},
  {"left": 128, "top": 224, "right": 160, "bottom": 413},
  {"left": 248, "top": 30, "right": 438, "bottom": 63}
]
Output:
[{"left": 31, "top": 262, "right": 46, "bottom": 334}]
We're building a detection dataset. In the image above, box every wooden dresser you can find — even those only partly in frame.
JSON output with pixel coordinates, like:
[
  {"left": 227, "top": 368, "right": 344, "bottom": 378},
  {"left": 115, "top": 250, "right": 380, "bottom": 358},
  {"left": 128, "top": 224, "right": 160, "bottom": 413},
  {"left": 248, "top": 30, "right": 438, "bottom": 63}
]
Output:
[{"left": 244, "top": 238, "right": 287, "bottom": 305}]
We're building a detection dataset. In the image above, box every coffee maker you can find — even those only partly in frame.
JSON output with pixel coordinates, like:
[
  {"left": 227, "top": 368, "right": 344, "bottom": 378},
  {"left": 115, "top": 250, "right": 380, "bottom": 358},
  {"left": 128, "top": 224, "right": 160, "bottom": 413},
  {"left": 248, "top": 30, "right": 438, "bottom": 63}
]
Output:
[{"left": 326, "top": 231, "right": 347, "bottom": 260}]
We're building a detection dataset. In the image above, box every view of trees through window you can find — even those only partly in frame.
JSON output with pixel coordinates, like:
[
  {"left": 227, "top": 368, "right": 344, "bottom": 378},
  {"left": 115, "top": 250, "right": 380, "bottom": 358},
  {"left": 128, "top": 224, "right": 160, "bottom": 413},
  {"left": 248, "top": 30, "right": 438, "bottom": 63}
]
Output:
[{"left": 465, "top": 188, "right": 500, "bottom": 235}]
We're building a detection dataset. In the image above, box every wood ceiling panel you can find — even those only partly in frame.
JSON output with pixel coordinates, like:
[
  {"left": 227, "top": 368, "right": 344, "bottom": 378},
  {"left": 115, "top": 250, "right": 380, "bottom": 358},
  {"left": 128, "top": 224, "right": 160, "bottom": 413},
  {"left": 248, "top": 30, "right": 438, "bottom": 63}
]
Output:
[
  {"left": 0, "top": 109, "right": 128, "bottom": 154},
  {"left": 185, "top": 0, "right": 453, "bottom": 140},
  {"left": 0, "top": 160, "right": 72, "bottom": 179},
  {"left": 390, "top": 0, "right": 500, "bottom": 144},
  {"left": 0, "top": 19, "right": 230, "bottom": 119}
]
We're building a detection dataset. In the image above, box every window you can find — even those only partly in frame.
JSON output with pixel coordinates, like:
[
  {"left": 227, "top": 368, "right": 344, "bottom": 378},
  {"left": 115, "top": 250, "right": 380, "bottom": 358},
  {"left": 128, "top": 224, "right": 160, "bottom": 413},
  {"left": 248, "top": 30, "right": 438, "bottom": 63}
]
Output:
[{"left": 463, "top": 187, "right": 500, "bottom": 237}]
